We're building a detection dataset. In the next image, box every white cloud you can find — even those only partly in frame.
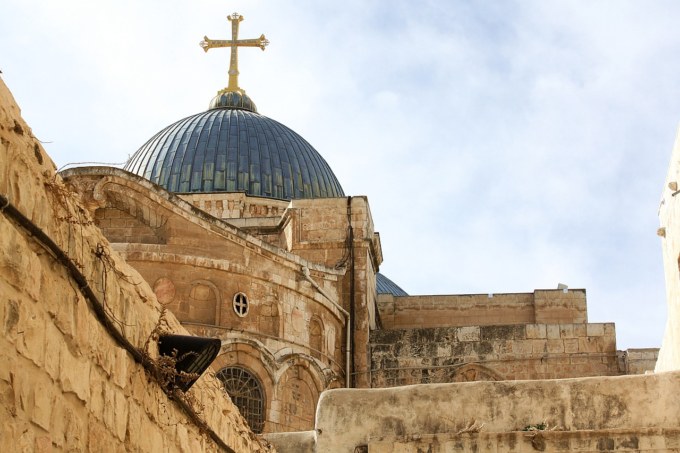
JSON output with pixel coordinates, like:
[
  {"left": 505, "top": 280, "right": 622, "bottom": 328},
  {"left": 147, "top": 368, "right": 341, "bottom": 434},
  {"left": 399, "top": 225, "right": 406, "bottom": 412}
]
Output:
[{"left": 1, "top": 0, "right": 678, "bottom": 348}]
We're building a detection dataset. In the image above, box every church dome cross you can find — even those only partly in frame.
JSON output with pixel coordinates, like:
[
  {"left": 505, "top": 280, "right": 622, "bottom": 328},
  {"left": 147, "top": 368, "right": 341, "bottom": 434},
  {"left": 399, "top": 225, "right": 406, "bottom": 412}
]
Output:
[{"left": 200, "top": 12, "right": 269, "bottom": 98}]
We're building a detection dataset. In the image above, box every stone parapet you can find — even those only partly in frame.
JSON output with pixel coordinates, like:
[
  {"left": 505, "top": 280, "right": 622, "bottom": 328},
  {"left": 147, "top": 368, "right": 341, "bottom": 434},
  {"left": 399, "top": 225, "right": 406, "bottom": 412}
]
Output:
[
  {"left": 365, "top": 428, "right": 680, "bottom": 453},
  {"left": 312, "top": 372, "right": 680, "bottom": 453},
  {"left": 621, "top": 348, "right": 660, "bottom": 375},
  {"left": 369, "top": 321, "right": 619, "bottom": 386},
  {"left": 378, "top": 289, "right": 588, "bottom": 330}
]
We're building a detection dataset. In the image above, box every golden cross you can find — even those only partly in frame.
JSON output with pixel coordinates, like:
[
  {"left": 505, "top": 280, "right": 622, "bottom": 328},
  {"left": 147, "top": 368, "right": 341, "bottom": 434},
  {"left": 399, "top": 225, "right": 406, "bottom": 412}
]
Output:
[{"left": 200, "top": 12, "right": 269, "bottom": 94}]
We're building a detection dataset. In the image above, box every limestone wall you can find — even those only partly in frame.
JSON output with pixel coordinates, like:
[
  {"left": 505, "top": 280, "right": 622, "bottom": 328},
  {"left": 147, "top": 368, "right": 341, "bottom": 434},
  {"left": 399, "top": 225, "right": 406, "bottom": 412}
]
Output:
[
  {"left": 378, "top": 289, "right": 587, "bottom": 330},
  {"left": 0, "top": 78, "right": 271, "bottom": 452},
  {"left": 370, "top": 322, "right": 620, "bottom": 386},
  {"left": 623, "top": 348, "right": 659, "bottom": 375},
  {"left": 312, "top": 372, "right": 680, "bottom": 452},
  {"left": 657, "top": 125, "right": 680, "bottom": 371}
]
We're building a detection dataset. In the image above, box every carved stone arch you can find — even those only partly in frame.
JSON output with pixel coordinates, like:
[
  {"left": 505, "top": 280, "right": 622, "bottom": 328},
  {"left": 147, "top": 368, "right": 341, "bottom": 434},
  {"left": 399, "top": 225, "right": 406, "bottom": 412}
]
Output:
[
  {"left": 179, "top": 279, "right": 219, "bottom": 324},
  {"left": 217, "top": 338, "right": 278, "bottom": 383},
  {"left": 92, "top": 175, "right": 114, "bottom": 205},
  {"left": 276, "top": 353, "right": 327, "bottom": 393},
  {"left": 275, "top": 355, "right": 326, "bottom": 432},
  {"left": 212, "top": 340, "right": 279, "bottom": 432},
  {"left": 449, "top": 363, "right": 504, "bottom": 383},
  {"left": 323, "top": 369, "right": 344, "bottom": 390},
  {"left": 93, "top": 177, "right": 168, "bottom": 229}
]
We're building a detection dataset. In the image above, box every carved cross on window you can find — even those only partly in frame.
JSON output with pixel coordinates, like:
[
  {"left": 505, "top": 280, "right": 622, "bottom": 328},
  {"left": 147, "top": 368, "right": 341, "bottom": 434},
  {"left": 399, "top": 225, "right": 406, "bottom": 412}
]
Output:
[{"left": 233, "top": 292, "right": 249, "bottom": 317}]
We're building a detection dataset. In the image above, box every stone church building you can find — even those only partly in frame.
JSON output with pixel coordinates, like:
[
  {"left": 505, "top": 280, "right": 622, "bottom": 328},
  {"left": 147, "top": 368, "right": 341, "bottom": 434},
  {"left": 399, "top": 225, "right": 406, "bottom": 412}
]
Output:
[
  {"left": 2, "top": 13, "right": 677, "bottom": 453},
  {"left": 58, "top": 13, "right": 656, "bottom": 435}
]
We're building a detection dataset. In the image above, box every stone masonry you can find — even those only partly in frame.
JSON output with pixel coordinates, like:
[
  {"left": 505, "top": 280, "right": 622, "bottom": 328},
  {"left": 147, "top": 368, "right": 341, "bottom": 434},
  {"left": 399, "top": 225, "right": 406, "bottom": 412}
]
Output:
[{"left": 0, "top": 78, "right": 272, "bottom": 452}]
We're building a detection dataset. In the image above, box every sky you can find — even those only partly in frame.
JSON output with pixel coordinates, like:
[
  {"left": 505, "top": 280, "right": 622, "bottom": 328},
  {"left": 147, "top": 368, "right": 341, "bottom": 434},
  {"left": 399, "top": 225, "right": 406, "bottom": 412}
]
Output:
[{"left": 2, "top": 0, "right": 680, "bottom": 349}]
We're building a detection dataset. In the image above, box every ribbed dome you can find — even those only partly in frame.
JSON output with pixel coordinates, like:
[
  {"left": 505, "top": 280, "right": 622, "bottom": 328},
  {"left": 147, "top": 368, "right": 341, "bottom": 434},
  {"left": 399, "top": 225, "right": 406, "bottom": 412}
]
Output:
[
  {"left": 376, "top": 273, "right": 408, "bottom": 296},
  {"left": 125, "top": 108, "right": 344, "bottom": 200}
]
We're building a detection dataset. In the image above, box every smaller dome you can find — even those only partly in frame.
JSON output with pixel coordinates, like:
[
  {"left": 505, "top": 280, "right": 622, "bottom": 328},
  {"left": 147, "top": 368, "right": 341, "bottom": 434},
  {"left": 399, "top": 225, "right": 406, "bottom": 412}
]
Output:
[
  {"left": 209, "top": 90, "right": 257, "bottom": 112},
  {"left": 376, "top": 273, "right": 408, "bottom": 296}
]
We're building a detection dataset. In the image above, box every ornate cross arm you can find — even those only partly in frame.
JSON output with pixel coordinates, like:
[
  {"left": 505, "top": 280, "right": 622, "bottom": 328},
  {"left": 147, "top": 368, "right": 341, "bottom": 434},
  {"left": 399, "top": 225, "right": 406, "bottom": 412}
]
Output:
[
  {"left": 200, "top": 35, "right": 269, "bottom": 52},
  {"left": 199, "top": 13, "right": 269, "bottom": 94}
]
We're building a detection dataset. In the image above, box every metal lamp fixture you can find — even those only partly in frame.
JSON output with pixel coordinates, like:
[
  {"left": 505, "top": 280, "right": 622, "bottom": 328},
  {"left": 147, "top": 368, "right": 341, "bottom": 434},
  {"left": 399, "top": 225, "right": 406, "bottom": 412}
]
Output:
[{"left": 158, "top": 334, "right": 221, "bottom": 392}]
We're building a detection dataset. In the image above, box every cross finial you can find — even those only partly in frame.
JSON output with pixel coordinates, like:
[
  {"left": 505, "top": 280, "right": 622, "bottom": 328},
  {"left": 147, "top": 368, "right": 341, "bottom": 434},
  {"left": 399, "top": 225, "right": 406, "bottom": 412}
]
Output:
[{"left": 200, "top": 12, "right": 269, "bottom": 95}]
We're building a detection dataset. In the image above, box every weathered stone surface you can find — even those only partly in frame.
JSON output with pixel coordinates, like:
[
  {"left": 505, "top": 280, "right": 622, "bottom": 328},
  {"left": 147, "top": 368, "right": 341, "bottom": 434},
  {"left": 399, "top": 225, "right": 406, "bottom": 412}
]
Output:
[
  {"left": 0, "top": 78, "right": 272, "bottom": 452},
  {"left": 369, "top": 320, "right": 625, "bottom": 386},
  {"left": 657, "top": 127, "right": 680, "bottom": 372},
  {"left": 312, "top": 372, "right": 680, "bottom": 453}
]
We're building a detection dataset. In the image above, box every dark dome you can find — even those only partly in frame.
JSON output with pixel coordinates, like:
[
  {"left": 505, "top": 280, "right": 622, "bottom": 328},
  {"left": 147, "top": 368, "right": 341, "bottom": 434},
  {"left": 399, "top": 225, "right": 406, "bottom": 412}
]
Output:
[
  {"left": 376, "top": 273, "right": 408, "bottom": 296},
  {"left": 125, "top": 108, "right": 344, "bottom": 200}
]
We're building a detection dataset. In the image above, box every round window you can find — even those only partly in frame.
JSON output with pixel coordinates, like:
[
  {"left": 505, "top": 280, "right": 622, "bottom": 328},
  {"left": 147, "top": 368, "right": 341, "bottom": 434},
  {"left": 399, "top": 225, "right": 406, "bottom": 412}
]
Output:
[{"left": 233, "top": 292, "right": 249, "bottom": 317}]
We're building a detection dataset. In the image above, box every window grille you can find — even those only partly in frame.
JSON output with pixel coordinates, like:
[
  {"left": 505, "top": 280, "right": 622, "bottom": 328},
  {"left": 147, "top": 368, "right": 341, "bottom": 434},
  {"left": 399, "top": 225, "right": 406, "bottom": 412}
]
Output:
[
  {"left": 216, "top": 367, "right": 265, "bottom": 433},
  {"left": 233, "top": 292, "right": 249, "bottom": 317}
]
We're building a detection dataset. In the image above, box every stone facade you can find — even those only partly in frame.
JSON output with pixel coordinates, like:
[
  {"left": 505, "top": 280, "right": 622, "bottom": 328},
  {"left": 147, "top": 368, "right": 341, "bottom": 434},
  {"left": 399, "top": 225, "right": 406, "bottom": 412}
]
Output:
[
  {"left": 377, "top": 289, "right": 587, "bottom": 330},
  {"left": 0, "top": 79, "right": 271, "bottom": 452},
  {"left": 60, "top": 150, "right": 656, "bottom": 436},
  {"left": 61, "top": 167, "right": 385, "bottom": 432},
  {"left": 370, "top": 289, "right": 654, "bottom": 387},
  {"left": 657, "top": 126, "right": 680, "bottom": 372},
  {"left": 370, "top": 320, "right": 620, "bottom": 386},
  {"left": 3, "top": 53, "right": 675, "bottom": 450}
]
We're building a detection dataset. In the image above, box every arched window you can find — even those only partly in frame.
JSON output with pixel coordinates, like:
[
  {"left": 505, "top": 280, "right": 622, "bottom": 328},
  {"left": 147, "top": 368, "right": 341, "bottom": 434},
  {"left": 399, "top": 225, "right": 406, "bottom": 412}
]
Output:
[{"left": 216, "top": 367, "right": 265, "bottom": 433}]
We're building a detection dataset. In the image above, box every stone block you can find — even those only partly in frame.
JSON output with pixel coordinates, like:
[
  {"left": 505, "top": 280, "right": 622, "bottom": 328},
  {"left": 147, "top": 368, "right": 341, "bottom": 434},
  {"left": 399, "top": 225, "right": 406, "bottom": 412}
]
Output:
[
  {"left": 18, "top": 313, "right": 46, "bottom": 368},
  {"left": 88, "top": 417, "right": 112, "bottom": 452},
  {"left": 89, "top": 367, "right": 105, "bottom": 421},
  {"left": 44, "top": 321, "right": 61, "bottom": 380},
  {"left": 139, "top": 413, "right": 165, "bottom": 453},
  {"left": 603, "top": 323, "right": 616, "bottom": 337},
  {"left": 0, "top": 339, "right": 16, "bottom": 383},
  {"left": 564, "top": 338, "right": 579, "bottom": 354},
  {"left": 126, "top": 401, "right": 144, "bottom": 448},
  {"left": 532, "top": 340, "right": 547, "bottom": 353},
  {"left": 526, "top": 324, "right": 546, "bottom": 339},
  {"left": 578, "top": 337, "right": 599, "bottom": 353},
  {"left": 457, "top": 326, "right": 480, "bottom": 342},
  {"left": 436, "top": 345, "right": 452, "bottom": 357},
  {"left": 547, "top": 339, "right": 565, "bottom": 354},
  {"left": 480, "top": 325, "right": 524, "bottom": 341},
  {"left": 586, "top": 323, "right": 604, "bottom": 337},
  {"left": 112, "top": 347, "right": 129, "bottom": 389},
  {"left": 546, "top": 324, "right": 560, "bottom": 339},
  {"left": 573, "top": 324, "right": 587, "bottom": 337},
  {"left": 31, "top": 377, "right": 55, "bottom": 431},
  {"left": 113, "top": 389, "right": 129, "bottom": 442},
  {"left": 512, "top": 340, "right": 533, "bottom": 355},
  {"left": 62, "top": 399, "right": 87, "bottom": 452},
  {"left": 559, "top": 324, "right": 574, "bottom": 338},
  {"left": 34, "top": 435, "right": 52, "bottom": 453},
  {"left": 59, "top": 341, "right": 91, "bottom": 402},
  {"left": 176, "top": 422, "right": 191, "bottom": 453}
]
